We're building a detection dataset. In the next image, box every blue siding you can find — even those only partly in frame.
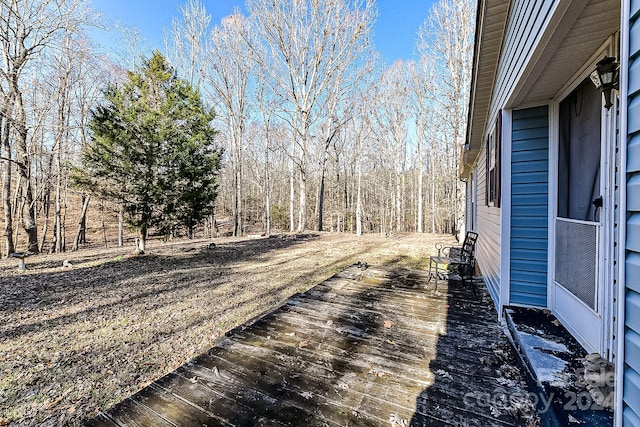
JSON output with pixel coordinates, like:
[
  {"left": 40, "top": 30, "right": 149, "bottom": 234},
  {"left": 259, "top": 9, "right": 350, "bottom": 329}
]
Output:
[
  {"left": 626, "top": 2, "right": 640, "bottom": 424},
  {"left": 510, "top": 106, "right": 549, "bottom": 307}
]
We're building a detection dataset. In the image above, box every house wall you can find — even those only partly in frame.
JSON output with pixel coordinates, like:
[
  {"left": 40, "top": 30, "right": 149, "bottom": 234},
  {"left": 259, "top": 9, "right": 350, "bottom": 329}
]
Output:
[
  {"left": 490, "top": 0, "right": 556, "bottom": 124},
  {"left": 469, "top": 0, "right": 557, "bottom": 311},
  {"left": 510, "top": 106, "right": 549, "bottom": 307},
  {"left": 475, "top": 144, "right": 502, "bottom": 306},
  {"left": 624, "top": 1, "right": 640, "bottom": 424}
]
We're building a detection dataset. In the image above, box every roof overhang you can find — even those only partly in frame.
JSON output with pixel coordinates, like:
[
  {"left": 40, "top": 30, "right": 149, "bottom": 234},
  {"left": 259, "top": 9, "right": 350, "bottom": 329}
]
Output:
[
  {"left": 461, "top": 0, "right": 620, "bottom": 179},
  {"left": 461, "top": 0, "right": 510, "bottom": 179}
]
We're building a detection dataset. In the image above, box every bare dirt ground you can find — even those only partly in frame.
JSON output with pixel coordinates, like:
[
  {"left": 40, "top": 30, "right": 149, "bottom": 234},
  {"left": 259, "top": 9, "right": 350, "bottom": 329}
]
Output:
[{"left": 0, "top": 232, "right": 456, "bottom": 426}]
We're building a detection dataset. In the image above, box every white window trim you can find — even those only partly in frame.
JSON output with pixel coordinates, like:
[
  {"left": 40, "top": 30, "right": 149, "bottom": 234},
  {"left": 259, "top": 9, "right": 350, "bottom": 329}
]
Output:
[{"left": 487, "top": 124, "right": 497, "bottom": 208}]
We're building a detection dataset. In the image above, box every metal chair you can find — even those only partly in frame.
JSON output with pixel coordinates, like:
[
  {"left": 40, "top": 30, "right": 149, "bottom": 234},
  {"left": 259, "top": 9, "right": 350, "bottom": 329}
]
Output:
[{"left": 427, "top": 231, "right": 478, "bottom": 293}]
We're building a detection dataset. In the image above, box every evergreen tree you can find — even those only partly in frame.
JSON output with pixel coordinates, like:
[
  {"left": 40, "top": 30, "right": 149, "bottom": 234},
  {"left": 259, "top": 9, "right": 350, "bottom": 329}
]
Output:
[{"left": 74, "top": 51, "right": 221, "bottom": 251}]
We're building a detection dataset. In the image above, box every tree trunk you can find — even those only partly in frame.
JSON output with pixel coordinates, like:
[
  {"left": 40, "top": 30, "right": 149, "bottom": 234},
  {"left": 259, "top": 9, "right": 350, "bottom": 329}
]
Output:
[
  {"left": 39, "top": 185, "right": 50, "bottom": 253},
  {"left": 318, "top": 160, "right": 327, "bottom": 232},
  {"left": 263, "top": 132, "right": 271, "bottom": 236},
  {"left": 356, "top": 157, "right": 362, "bottom": 236},
  {"left": 233, "top": 146, "right": 243, "bottom": 237},
  {"left": 137, "top": 224, "right": 147, "bottom": 253},
  {"left": 53, "top": 68, "right": 69, "bottom": 253},
  {"left": 2, "top": 114, "right": 15, "bottom": 256},
  {"left": 79, "top": 197, "right": 87, "bottom": 244},
  {"left": 296, "top": 123, "right": 308, "bottom": 233},
  {"left": 54, "top": 157, "right": 63, "bottom": 253},
  {"left": 297, "top": 168, "right": 307, "bottom": 232},
  {"left": 417, "top": 144, "right": 424, "bottom": 233},
  {"left": 289, "top": 144, "right": 295, "bottom": 232},
  {"left": 431, "top": 151, "right": 437, "bottom": 233},
  {"left": 14, "top": 87, "right": 38, "bottom": 253},
  {"left": 72, "top": 194, "right": 90, "bottom": 251},
  {"left": 118, "top": 205, "right": 124, "bottom": 247},
  {"left": 12, "top": 175, "right": 22, "bottom": 246},
  {"left": 101, "top": 199, "right": 108, "bottom": 247}
]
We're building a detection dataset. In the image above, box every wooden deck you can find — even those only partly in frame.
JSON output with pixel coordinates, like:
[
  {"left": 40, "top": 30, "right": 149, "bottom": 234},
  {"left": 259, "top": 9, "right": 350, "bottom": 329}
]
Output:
[{"left": 87, "top": 264, "right": 537, "bottom": 427}]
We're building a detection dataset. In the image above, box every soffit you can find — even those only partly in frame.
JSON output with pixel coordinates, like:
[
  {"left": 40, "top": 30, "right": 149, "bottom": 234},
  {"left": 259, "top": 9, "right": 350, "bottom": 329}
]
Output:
[
  {"left": 462, "top": 0, "right": 511, "bottom": 178},
  {"left": 513, "top": 0, "right": 621, "bottom": 106}
]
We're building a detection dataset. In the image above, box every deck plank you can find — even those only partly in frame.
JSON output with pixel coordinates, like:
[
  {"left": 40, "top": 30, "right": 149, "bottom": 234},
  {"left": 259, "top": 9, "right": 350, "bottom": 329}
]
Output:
[{"left": 92, "top": 265, "right": 537, "bottom": 426}]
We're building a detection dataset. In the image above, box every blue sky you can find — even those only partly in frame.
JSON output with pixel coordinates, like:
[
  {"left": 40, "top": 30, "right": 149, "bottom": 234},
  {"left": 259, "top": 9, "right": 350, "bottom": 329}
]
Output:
[{"left": 90, "top": 0, "right": 436, "bottom": 64}]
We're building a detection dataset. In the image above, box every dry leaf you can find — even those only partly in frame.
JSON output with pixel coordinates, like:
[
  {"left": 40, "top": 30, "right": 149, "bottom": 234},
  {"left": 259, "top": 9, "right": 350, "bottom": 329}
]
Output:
[
  {"left": 384, "top": 320, "right": 394, "bottom": 328},
  {"left": 434, "top": 369, "right": 453, "bottom": 380},
  {"left": 389, "top": 413, "right": 407, "bottom": 427},
  {"left": 298, "top": 340, "right": 308, "bottom": 348},
  {"left": 368, "top": 366, "right": 386, "bottom": 377}
]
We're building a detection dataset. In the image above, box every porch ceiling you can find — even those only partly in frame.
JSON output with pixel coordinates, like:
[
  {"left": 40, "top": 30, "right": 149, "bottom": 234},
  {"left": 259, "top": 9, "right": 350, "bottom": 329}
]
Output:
[{"left": 510, "top": 0, "right": 621, "bottom": 107}]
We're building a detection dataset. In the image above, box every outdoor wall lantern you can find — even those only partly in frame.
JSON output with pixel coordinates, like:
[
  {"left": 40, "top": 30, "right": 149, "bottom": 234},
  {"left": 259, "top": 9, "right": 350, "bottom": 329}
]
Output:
[{"left": 590, "top": 56, "right": 620, "bottom": 110}]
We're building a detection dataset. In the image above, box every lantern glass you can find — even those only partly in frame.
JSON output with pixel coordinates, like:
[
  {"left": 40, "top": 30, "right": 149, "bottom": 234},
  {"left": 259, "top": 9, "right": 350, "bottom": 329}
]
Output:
[{"left": 600, "top": 69, "right": 614, "bottom": 85}]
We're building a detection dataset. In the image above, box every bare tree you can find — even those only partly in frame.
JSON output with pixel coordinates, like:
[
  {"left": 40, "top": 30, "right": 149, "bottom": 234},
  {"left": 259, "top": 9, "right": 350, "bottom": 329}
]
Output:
[
  {"left": 255, "top": 82, "right": 280, "bottom": 235},
  {"left": 417, "top": 0, "right": 475, "bottom": 235},
  {"left": 371, "top": 61, "right": 410, "bottom": 233},
  {"left": 408, "top": 57, "right": 438, "bottom": 233},
  {"left": 115, "top": 23, "right": 147, "bottom": 71},
  {"left": 205, "top": 11, "right": 252, "bottom": 237},
  {"left": 347, "top": 82, "right": 376, "bottom": 236},
  {"left": 164, "top": 0, "right": 210, "bottom": 88},
  {"left": 50, "top": 32, "right": 74, "bottom": 253},
  {"left": 246, "top": 0, "right": 375, "bottom": 232},
  {"left": 1, "top": 91, "right": 15, "bottom": 255},
  {"left": 0, "top": 0, "right": 91, "bottom": 253},
  {"left": 71, "top": 48, "right": 111, "bottom": 251}
]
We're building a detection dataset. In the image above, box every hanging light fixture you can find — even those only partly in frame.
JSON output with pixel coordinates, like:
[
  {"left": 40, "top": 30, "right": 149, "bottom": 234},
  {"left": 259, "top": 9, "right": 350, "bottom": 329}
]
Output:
[{"left": 590, "top": 56, "right": 620, "bottom": 110}]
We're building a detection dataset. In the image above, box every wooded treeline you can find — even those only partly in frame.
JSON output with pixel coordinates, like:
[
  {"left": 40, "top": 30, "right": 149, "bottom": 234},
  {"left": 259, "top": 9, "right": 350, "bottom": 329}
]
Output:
[{"left": 0, "top": 0, "right": 474, "bottom": 256}]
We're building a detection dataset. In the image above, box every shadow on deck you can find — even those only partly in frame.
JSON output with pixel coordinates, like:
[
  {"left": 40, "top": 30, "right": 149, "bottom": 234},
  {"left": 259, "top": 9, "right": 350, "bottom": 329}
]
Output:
[{"left": 87, "top": 264, "right": 538, "bottom": 426}]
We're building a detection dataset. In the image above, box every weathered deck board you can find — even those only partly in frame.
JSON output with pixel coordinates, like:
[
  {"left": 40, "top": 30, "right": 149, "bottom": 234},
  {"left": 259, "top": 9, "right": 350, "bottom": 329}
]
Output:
[{"left": 89, "top": 265, "right": 537, "bottom": 427}]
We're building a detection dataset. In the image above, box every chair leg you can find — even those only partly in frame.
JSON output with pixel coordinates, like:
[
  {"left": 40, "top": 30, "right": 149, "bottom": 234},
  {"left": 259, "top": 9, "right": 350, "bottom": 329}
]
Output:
[
  {"left": 434, "top": 263, "right": 439, "bottom": 290},
  {"left": 463, "top": 268, "right": 477, "bottom": 297},
  {"left": 427, "top": 257, "right": 439, "bottom": 290}
]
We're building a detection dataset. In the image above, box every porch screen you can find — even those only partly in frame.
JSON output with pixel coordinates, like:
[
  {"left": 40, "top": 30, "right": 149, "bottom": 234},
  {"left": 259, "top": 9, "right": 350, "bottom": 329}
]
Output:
[
  {"left": 555, "top": 218, "right": 598, "bottom": 310},
  {"left": 558, "top": 78, "right": 601, "bottom": 221},
  {"left": 555, "top": 76, "right": 601, "bottom": 312}
]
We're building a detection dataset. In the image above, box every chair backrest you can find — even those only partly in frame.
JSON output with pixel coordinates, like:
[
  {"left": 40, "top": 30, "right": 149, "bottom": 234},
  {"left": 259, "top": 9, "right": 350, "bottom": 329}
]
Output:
[{"left": 460, "top": 231, "right": 478, "bottom": 261}]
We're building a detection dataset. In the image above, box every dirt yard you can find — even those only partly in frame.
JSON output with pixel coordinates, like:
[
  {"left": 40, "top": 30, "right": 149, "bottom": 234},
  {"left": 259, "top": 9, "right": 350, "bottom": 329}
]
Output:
[{"left": 0, "top": 232, "right": 456, "bottom": 426}]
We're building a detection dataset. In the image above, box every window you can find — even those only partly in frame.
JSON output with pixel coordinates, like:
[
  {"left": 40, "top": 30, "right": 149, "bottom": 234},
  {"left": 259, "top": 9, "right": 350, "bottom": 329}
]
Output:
[{"left": 486, "top": 112, "right": 502, "bottom": 207}]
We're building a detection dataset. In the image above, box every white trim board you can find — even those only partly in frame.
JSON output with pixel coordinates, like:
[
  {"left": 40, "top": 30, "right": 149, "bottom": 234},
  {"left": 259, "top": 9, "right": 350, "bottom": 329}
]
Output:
[{"left": 500, "top": 109, "right": 513, "bottom": 314}]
